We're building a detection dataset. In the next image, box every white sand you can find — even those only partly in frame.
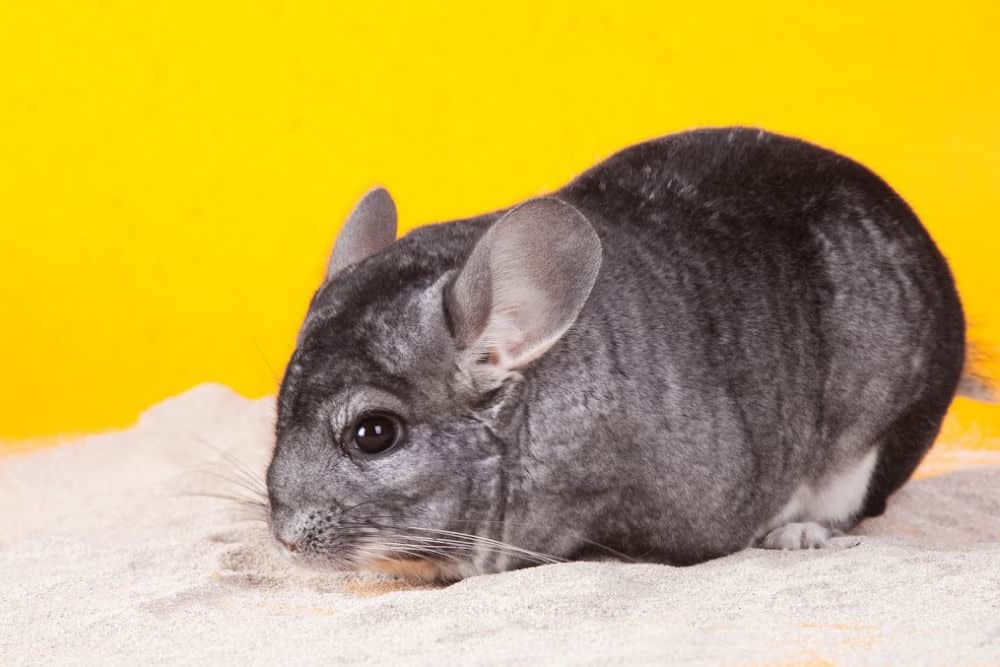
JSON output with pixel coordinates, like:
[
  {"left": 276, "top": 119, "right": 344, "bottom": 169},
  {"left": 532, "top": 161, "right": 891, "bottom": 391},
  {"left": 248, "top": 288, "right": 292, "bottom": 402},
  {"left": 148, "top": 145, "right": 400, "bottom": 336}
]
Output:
[{"left": 2, "top": 384, "right": 1000, "bottom": 666}]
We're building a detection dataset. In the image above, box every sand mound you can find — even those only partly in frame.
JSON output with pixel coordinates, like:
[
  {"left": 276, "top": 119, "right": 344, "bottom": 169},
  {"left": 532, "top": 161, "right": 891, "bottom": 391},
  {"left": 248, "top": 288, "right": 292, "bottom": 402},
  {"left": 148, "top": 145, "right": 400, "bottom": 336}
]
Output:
[{"left": 2, "top": 384, "right": 999, "bottom": 665}]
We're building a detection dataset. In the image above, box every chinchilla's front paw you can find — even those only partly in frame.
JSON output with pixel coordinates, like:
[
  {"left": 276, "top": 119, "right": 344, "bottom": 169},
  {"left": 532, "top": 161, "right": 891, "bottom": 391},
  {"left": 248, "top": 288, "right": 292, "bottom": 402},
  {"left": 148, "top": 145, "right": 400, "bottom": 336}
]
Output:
[{"left": 758, "top": 522, "right": 832, "bottom": 550}]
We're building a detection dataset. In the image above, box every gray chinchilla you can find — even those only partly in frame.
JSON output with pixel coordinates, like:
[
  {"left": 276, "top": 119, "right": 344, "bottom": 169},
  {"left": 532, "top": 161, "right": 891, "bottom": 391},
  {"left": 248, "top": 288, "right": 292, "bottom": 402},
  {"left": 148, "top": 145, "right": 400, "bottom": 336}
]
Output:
[{"left": 266, "top": 127, "right": 988, "bottom": 583}]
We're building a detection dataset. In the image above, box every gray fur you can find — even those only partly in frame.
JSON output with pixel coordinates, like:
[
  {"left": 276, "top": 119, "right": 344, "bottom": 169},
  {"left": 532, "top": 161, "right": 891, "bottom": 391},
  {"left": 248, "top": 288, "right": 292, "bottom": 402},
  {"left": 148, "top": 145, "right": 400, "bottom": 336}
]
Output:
[
  {"left": 326, "top": 187, "right": 397, "bottom": 280},
  {"left": 267, "top": 127, "right": 968, "bottom": 581}
]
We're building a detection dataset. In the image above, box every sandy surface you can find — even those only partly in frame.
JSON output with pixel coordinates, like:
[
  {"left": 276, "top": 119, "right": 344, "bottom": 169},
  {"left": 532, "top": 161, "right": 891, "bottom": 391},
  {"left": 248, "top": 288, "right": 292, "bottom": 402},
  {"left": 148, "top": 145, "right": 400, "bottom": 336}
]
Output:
[{"left": 2, "top": 384, "right": 999, "bottom": 666}]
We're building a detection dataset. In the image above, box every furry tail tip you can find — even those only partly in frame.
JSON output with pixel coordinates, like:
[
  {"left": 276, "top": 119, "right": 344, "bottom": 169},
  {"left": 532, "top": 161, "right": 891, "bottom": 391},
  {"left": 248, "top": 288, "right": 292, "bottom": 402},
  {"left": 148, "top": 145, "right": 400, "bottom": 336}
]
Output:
[{"left": 957, "top": 373, "right": 998, "bottom": 403}]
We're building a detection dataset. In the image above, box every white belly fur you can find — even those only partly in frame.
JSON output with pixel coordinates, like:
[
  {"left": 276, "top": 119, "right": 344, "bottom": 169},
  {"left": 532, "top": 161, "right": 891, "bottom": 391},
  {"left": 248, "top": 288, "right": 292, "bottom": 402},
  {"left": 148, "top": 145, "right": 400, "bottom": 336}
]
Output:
[{"left": 756, "top": 447, "right": 879, "bottom": 541}]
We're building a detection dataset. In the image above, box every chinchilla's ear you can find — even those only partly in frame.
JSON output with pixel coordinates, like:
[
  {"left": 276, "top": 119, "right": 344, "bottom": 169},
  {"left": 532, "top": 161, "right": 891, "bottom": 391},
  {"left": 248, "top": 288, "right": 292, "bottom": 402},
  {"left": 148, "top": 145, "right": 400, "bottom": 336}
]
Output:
[
  {"left": 326, "top": 187, "right": 397, "bottom": 280},
  {"left": 446, "top": 197, "right": 602, "bottom": 388}
]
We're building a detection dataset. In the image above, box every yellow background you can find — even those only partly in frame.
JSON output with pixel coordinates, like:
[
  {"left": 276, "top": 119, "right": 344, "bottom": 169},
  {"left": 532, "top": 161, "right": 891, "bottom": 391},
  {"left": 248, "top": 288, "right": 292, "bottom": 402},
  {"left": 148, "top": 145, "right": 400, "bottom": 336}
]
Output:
[{"left": 1, "top": 1, "right": 998, "bottom": 446}]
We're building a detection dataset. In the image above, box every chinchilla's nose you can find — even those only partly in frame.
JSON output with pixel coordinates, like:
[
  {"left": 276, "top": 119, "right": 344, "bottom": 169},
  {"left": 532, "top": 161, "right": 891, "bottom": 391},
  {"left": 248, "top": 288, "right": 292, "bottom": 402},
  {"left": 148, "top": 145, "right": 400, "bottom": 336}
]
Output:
[
  {"left": 276, "top": 536, "right": 301, "bottom": 553},
  {"left": 269, "top": 502, "right": 303, "bottom": 553}
]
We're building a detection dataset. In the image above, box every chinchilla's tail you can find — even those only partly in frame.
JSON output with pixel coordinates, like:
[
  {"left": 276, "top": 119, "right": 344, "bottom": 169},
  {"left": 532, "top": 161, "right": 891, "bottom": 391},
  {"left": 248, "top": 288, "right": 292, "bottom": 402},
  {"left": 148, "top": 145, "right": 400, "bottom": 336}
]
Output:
[{"left": 958, "top": 342, "right": 998, "bottom": 403}]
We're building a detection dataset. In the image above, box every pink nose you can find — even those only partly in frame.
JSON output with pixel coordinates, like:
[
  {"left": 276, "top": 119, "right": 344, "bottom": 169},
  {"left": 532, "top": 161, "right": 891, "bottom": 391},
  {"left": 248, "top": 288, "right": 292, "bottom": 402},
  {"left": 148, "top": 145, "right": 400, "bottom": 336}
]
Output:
[{"left": 277, "top": 537, "right": 301, "bottom": 553}]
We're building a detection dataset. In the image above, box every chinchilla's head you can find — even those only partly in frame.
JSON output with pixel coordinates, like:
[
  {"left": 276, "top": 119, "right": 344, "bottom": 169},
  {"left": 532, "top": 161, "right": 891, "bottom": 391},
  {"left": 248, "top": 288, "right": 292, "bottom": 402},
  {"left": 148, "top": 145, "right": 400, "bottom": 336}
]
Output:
[{"left": 266, "top": 187, "right": 602, "bottom": 582}]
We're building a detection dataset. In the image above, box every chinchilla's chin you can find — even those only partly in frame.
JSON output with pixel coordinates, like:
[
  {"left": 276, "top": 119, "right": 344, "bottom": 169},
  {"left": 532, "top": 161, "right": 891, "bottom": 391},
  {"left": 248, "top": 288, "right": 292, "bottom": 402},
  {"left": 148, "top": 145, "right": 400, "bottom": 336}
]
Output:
[
  {"left": 362, "top": 555, "right": 468, "bottom": 584},
  {"left": 280, "top": 540, "right": 472, "bottom": 583}
]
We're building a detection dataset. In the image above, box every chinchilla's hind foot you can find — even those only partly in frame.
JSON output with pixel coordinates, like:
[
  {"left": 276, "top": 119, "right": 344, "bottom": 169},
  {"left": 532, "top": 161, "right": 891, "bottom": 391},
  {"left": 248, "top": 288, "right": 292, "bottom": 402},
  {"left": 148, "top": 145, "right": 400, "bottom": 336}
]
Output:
[{"left": 757, "top": 522, "right": 832, "bottom": 550}]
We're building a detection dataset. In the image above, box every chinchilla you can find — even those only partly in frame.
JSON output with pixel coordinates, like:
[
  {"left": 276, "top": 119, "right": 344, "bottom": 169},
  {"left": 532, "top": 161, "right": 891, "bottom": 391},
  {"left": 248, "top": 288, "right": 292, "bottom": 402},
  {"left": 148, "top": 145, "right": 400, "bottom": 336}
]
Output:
[{"left": 266, "top": 127, "right": 989, "bottom": 583}]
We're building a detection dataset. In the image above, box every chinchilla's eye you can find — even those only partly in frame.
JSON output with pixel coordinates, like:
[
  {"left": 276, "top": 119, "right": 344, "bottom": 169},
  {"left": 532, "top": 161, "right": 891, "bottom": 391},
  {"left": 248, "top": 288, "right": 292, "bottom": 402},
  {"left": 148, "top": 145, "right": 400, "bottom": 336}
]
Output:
[{"left": 351, "top": 412, "right": 403, "bottom": 455}]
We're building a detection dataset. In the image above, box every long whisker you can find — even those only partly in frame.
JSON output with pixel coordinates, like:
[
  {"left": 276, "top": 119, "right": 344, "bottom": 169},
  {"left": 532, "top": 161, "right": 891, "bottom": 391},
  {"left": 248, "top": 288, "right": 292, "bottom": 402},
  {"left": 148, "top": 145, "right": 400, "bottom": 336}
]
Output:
[
  {"left": 338, "top": 523, "right": 513, "bottom": 561},
  {"left": 355, "top": 514, "right": 637, "bottom": 563},
  {"left": 187, "top": 468, "right": 268, "bottom": 502},
  {"left": 370, "top": 539, "right": 465, "bottom": 562},
  {"left": 450, "top": 520, "right": 638, "bottom": 563},
  {"left": 187, "top": 433, "right": 269, "bottom": 496},
  {"left": 177, "top": 490, "right": 268, "bottom": 509},
  {"left": 249, "top": 335, "right": 280, "bottom": 385},
  {"left": 373, "top": 533, "right": 488, "bottom": 555},
  {"left": 391, "top": 526, "right": 565, "bottom": 564},
  {"left": 367, "top": 545, "right": 459, "bottom": 564},
  {"left": 358, "top": 524, "right": 563, "bottom": 566},
  {"left": 225, "top": 514, "right": 270, "bottom": 525}
]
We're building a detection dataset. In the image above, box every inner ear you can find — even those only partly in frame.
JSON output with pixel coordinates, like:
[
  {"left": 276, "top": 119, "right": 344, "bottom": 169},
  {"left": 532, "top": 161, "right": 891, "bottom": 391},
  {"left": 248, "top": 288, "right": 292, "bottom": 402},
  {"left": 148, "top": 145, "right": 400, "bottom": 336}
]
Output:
[
  {"left": 446, "top": 197, "right": 602, "bottom": 384},
  {"left": 326, "top": 187, "right": 398, "bottom": 280}
]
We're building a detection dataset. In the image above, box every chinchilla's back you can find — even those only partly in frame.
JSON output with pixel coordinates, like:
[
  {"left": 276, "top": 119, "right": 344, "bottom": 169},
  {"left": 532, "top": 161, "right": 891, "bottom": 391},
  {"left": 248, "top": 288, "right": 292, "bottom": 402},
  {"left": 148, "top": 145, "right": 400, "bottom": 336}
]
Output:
[{"left": 501, "top": 127, "right": 964, "bottom": 562}]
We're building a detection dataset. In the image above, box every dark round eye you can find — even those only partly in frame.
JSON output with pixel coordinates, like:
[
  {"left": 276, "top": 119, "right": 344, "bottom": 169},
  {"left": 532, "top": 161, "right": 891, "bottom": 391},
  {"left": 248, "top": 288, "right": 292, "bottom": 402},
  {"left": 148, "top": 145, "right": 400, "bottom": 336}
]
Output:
[{"left": 352, "top": 413, "right": 402, "bottom": 454}]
